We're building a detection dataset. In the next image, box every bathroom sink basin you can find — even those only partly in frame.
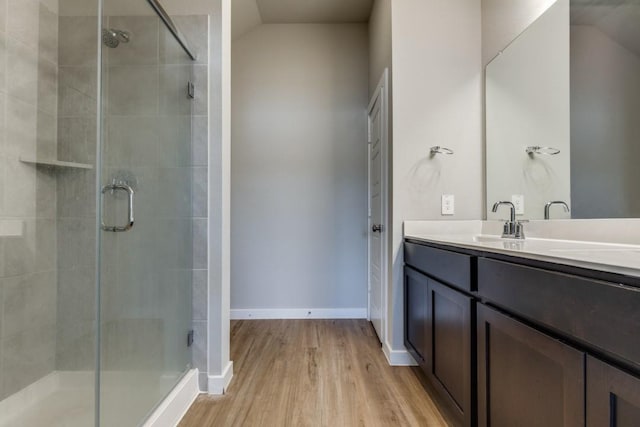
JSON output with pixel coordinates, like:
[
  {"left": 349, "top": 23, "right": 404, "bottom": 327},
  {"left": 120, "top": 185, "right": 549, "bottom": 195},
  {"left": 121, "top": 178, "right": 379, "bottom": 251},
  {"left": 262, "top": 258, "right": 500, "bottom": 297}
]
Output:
[
  {"left": 472, "top": 235, "right": 505, "bottom": 243},
  {"left": 548, "top": 248, "right": 640, "bottom": 253}
]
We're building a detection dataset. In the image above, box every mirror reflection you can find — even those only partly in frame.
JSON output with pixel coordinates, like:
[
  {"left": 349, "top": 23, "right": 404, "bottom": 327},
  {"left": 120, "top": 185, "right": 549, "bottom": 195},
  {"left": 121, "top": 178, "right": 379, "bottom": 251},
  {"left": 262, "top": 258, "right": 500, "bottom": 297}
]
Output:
[{"left": 486, "top": 0, "right": 640, "bottom": 220}]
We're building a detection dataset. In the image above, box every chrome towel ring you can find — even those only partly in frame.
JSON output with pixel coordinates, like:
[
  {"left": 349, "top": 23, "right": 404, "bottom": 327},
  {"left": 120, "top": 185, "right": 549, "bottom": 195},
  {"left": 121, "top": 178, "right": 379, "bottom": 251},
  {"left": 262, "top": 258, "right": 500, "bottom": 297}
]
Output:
[
  {"left": 526, "top": 146, "right": 561, "bottom": 155},
  {"left": 430, "top": 146, "right": 454, "bottom": 156}
]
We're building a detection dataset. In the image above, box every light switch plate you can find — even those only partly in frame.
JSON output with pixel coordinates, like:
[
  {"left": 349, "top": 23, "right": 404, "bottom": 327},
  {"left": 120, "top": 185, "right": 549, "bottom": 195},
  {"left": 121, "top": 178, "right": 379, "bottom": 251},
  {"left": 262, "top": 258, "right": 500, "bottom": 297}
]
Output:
[
  {"left": 512, "top": 194, "right": 525, "bottom": 215},
  {"left": 442, "top": 194, "right": 455, "bottom": 215}
]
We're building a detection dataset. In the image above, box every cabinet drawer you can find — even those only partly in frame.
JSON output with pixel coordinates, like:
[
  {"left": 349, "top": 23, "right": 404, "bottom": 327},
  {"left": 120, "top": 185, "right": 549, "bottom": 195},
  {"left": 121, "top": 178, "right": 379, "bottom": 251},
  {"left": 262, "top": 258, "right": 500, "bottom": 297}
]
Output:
[
  {"left": 404, "top": 242, "right": 473, "bottom": 292},
  {"left": 478, "top": 258, "right": 640, "bottom": 372}
]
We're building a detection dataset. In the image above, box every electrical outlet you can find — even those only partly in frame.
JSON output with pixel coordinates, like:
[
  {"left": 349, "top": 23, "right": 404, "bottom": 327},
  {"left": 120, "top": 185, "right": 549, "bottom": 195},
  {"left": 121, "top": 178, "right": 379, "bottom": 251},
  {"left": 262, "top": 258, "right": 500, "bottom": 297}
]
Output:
[
  {"left": 441, "top": 194, "right": 455, "bottom": 215},
  {"left": 512, "top": 194, "right": 525, "bottom": 215}
]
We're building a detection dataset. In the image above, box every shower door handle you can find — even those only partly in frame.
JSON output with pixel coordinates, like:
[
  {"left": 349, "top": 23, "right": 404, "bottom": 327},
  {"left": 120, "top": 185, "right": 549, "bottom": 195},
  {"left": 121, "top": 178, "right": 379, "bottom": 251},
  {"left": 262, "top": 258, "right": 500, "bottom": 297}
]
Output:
[{"left": 101, "top": 183, "right": 135, "bottom": 232}]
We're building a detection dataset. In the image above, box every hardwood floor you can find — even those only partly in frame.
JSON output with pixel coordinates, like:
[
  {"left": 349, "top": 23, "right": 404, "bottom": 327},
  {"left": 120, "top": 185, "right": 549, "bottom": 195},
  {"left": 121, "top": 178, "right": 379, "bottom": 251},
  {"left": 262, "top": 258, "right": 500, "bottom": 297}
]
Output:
[{"left": 179, "top": 320, "right": 450, "bottom": 427}]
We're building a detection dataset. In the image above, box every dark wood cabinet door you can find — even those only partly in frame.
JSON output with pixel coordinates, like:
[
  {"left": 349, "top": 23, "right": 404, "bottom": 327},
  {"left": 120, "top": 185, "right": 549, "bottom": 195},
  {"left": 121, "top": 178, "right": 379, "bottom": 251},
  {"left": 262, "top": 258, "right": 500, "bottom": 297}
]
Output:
[
  {"left": 477, "top": 304, "right": 584, "bottom": 427},
  {"left": 404, "top": 267, "right": 429, "bottom": 365},
  {"left": 587, "top": 356, "right": 640, "bottom": 426},
  {"left": 427, "top": 278, "right": 475, "bottom": 427}
]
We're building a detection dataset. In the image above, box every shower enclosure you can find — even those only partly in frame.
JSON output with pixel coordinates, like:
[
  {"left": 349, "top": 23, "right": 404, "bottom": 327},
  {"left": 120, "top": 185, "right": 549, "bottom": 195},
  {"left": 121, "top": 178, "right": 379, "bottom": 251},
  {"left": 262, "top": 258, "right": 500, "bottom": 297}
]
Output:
[{"left": 0, "top": 0, "right": 198, "bottom": 425}]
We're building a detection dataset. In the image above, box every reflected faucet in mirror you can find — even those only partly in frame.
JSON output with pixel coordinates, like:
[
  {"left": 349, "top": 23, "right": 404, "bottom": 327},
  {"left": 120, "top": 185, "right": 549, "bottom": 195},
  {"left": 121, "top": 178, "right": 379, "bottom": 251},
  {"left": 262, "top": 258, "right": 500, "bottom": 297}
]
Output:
[{"left": 545, "top": 201, "right": 570, "bottom": 220}]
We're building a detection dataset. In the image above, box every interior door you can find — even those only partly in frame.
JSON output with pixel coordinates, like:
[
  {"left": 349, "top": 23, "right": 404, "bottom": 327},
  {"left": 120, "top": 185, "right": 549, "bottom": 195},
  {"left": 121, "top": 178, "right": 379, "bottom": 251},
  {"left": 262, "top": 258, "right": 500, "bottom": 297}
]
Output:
[{"left": 368, "top": 74, "right": 386, "bottom": 342}]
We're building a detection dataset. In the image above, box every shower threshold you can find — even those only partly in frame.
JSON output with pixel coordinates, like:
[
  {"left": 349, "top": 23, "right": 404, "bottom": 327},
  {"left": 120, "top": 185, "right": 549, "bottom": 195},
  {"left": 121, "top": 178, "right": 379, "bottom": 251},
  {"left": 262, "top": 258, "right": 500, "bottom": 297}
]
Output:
[{"left": 0, "top": 369, "right": 199, "bottom": 427}]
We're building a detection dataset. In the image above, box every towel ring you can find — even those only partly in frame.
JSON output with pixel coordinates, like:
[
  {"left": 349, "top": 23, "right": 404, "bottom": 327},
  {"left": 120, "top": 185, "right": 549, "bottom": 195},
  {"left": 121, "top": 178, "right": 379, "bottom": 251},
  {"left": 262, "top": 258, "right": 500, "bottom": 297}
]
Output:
[
  {"left": 430, "top": 146, "right": 454, "bottom": 156},
  {"left": 526, "top": 146, "right": 560, "bottom": 156}
]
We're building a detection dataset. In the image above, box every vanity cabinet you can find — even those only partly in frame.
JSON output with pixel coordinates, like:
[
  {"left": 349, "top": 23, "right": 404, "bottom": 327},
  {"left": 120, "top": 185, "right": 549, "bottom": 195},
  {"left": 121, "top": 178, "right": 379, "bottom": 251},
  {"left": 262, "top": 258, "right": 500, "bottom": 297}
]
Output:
[
  {"left": 404, "top": 242, "right": 476, "bottom": 427},
  {"left": 404, "top": 238, "right": 640, "bottom": 427},
  {"left": 477, "top": 304, "right": 584, "bottom": 427},
  {"left": 587, "top": 356, "right": 640, "bottom": 426}
]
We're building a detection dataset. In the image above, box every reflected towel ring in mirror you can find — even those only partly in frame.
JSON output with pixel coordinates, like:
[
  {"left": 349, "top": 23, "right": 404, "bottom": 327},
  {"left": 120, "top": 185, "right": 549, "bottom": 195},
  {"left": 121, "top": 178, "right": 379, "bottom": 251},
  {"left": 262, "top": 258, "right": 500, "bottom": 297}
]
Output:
[
  {"left": 526, "top": 146, "right": 561, "bottom": 156},
  {"left": 430, "top": 146, "right": 454, "bottom": 156}
]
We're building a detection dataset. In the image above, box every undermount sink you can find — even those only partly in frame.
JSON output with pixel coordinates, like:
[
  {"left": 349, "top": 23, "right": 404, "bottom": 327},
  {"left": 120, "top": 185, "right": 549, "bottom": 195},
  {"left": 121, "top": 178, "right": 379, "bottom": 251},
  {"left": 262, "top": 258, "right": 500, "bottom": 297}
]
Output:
[
  {"left": 548, "top": 248, "right": 640, "bottom": 253},
  {"left": 472, "top": 235, "right": 505, "bottom": 243},
  {"left": 547, "top": 248, "right": 640, "bottom": 258}
]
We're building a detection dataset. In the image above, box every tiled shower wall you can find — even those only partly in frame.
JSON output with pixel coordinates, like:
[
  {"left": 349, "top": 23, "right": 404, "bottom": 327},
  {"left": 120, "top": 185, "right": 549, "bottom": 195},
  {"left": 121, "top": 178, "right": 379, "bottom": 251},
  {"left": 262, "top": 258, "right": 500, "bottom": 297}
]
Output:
[
  {"left": 0, "top": 0, "right": 59, "bottom": 400},
  {"left": 55, "top": 13, "right": 98, "bottom": 371}
]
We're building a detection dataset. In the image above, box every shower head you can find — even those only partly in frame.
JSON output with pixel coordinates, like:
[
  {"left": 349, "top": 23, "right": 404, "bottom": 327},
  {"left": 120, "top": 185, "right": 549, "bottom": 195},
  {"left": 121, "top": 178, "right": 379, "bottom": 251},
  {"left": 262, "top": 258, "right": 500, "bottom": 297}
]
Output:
[{"left": 102, "top": 28, "right": 131, "bottom": 48}]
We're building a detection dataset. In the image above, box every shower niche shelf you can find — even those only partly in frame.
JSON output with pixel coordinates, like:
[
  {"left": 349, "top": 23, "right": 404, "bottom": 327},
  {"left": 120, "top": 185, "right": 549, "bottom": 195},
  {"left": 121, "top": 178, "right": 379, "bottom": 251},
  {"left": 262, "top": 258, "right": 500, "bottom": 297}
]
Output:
[{"left": 19, "top": 157, "right": 94, "bottom": 170}]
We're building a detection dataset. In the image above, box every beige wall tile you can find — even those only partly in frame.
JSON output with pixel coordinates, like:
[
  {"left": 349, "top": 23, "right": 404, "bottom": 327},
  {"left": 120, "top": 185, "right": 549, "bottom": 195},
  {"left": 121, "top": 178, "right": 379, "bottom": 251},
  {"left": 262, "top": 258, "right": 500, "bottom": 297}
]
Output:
[
  {"left": 108, "top": 65, "right": 159, "bottom": 115},
  {"left": 58, "top": 16, "right": 96, "bottom": 67},
  {"left": 38, "top": 59, "right": 58, "bottom": 116},
  {"left": 7, "top": 0, "right": 39, "bottom": 50},
  {"left": 4, "top": 159, "right": 36, "bottom": 217},
  {"left": 38, "top": 2, "right": 57, "bottom": 64},
  {"left": 5, "top": 96, "right": 37, "bottom": 158},
  {"left": 37, "top": 110, "right": 57, "bottom": 159},
  {"left": 6, "top": 37, "right": 38, "bottom": 105}
]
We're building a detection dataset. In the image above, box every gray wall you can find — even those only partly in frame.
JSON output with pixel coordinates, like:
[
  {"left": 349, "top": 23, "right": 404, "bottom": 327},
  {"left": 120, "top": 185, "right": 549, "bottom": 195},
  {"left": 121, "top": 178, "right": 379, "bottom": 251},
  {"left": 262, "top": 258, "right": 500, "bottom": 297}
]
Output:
[
  {"left": 369, "top": 0, "right": 391, "bottom": 98},
  {"left": 231, "top": 24, "right": 369, "bottom": 313},
  {"left": 389, "top": 0, "right": 483, "bottom": 350}
]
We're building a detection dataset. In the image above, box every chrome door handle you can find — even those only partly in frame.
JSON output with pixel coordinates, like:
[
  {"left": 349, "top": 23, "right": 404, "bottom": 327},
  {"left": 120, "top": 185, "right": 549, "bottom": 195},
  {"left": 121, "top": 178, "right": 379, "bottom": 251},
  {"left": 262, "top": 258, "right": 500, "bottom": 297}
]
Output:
[
  {"left": 372, "top": 224, "right": 383, "bottom": 233},
  {"left": 101, "top": 183, "right": 135, "bottom": 232}
]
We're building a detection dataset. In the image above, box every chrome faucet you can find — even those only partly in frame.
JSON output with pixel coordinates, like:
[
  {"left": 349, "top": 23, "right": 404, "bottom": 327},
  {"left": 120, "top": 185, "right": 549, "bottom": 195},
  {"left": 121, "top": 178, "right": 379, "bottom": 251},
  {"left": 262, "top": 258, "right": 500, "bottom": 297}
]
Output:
[
  {"left": 544, "top": 201, "right": 570, "bottom": 220},
  {"left": 492, "top": 201, "right": 517, "bottom": 238}
]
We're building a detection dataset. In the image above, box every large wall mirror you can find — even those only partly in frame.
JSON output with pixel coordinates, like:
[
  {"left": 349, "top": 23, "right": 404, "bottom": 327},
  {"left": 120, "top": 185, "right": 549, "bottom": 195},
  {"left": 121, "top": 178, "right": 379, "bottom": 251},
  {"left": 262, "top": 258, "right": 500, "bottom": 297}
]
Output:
[{"left": 486, "top": 0, "right": 640, "bottom": 220}]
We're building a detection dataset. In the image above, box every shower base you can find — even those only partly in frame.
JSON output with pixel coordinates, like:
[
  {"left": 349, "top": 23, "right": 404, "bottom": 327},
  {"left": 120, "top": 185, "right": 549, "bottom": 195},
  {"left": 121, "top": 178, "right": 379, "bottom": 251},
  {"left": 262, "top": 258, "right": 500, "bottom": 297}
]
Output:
[{"left": 0, "top": 369, "right": 199, "bottom": 426}]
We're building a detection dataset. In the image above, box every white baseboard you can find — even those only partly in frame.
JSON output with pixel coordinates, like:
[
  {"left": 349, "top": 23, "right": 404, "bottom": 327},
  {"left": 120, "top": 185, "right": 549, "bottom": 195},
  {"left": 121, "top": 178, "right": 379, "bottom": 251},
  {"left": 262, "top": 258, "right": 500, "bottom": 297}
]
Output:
[
  {"left": 143, "top": 369, "right": 200, "bottom": 427},
  {"left": 230, "top": 308, "right": 368, "bottom": 320},
  {"left": 207, "top": 361, "right": 234, "bottom": 395},
  {"left": 383, "top": 341, "right": 418, "bottom": 366}
]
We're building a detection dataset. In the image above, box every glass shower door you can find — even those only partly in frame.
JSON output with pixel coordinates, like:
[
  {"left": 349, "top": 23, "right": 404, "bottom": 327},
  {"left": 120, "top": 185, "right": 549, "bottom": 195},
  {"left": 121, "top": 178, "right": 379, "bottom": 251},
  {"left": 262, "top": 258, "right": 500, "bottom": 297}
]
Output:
[{"left": 98, "top": 2, "right": 194, "bottom": 425}]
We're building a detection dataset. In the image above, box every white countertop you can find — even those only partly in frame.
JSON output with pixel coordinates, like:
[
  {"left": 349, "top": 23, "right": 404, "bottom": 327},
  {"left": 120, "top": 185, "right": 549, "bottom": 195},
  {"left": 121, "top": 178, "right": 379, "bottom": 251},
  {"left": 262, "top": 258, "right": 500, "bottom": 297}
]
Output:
[{"left": 404, "top": 220, "right": 640, "bottom": 279}]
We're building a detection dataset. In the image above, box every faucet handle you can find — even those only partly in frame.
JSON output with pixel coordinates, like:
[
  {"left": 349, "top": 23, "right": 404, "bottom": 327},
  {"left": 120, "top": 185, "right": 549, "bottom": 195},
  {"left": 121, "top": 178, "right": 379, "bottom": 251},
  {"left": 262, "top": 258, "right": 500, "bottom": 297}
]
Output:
[
  {"left": 501, "top": 221, "right": 512, "bottom": 238},
  {"left": 514, "top": 220, "right": 527, "bottom": 239}
]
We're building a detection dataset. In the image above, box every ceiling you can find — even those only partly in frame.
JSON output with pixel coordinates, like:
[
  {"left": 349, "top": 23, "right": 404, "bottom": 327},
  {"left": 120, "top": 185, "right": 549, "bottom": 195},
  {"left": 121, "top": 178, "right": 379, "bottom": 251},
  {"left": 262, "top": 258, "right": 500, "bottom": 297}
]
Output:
[
  {"left": 571, "top": 0, "right": 640, "bottom": 57},
  {"left": 232, "top": 0, "right": 374, "bottom": 40}
]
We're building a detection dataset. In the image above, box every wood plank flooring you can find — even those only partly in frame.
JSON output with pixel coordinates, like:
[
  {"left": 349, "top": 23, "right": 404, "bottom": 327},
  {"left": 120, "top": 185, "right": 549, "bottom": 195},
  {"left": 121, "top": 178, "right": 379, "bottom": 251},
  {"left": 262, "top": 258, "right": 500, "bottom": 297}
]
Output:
[{"left": 179, "top": 320, "right": 450, "bottom": 427}]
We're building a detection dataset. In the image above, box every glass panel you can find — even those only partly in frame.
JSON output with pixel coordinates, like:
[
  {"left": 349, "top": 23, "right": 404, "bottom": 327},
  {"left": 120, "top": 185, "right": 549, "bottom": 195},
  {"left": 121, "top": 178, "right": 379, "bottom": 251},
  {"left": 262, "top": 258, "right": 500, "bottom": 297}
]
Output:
[
  {"left": 0, "top": 1, "right": 99, "bottom": 426},
  {"left": 0, "top": 0, "right": 98, "bottom": 427},
  {"left": 98, "top": 3, "right": 193, "bottom": 426}
]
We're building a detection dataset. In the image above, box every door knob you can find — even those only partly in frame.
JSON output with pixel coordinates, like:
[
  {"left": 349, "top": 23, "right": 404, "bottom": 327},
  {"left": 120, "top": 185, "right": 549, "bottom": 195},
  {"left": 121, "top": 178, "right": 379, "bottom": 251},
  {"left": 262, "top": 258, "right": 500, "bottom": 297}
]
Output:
[{"left": 372, "top": 224, "right": 384, "bottom": 233}]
